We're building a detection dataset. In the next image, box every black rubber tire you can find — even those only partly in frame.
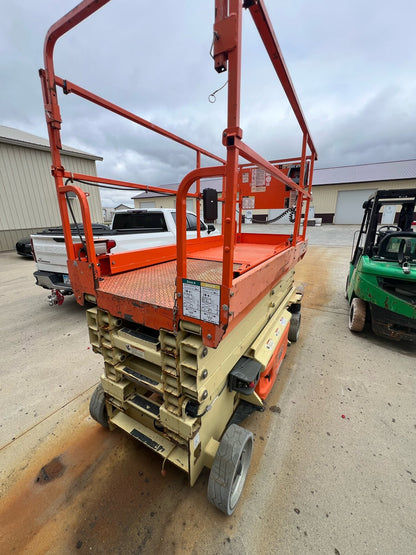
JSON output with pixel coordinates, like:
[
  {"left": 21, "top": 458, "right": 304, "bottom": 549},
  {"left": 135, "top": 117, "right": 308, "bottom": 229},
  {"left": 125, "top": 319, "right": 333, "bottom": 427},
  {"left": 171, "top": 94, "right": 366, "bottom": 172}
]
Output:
[
  {"left": 289, "top": 302, "right": 301, "bottom": 314},
  {"left": 207, "top": 424, "right": 253, "bottom": 515},
  {"left": 349, "top": 297, "right": 366, "bottom": 332},
  {"left": 89, "top": 383, "right": 109, "bottom": 428},
  {"left": 288, "top": 311, "right": 301, "bottom": 342}
]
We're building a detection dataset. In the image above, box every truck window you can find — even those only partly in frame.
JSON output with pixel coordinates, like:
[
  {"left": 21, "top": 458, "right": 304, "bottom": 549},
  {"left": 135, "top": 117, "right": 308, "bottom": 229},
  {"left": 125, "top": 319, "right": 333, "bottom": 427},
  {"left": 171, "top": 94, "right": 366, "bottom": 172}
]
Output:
[
  {"left": 186, "top": 213, "right": 198, "bottom": 231},
  {"left": 113, "top": 211, "right": 168, "bottom": 231},
  {"left": 171, "top": 212, "right": 207, "bottom": 231}
]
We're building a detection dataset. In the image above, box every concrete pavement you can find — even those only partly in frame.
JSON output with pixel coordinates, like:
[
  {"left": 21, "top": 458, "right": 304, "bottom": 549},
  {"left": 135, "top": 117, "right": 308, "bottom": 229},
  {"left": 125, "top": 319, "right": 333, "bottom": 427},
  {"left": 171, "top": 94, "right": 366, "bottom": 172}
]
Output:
[{"left": 0, "top": 228, "right": 415, "bottom": 554}]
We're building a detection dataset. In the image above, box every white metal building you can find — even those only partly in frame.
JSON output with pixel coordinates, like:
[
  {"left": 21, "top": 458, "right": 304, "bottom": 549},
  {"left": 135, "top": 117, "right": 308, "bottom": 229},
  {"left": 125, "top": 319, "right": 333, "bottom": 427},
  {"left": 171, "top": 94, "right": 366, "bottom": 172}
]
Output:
[
  {"left": 132, "top": 179, "right": 223, "bottom": 221},
  {"left": 103, "top": 203, "right": 133, "bottom": 224},
  {"left": 312, "top": 160, "right": 416, "bottom": 224},
  {"left": 0, "top": 125, "right": 103, "bottom": 252},
  {"left": 131, "top": 160, "right": 416, "bottom": 225}
]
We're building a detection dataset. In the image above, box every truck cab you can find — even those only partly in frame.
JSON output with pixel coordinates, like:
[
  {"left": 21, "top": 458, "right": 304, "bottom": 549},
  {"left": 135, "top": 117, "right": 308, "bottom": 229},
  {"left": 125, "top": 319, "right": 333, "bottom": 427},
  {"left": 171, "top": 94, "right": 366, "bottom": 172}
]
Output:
[{"left": 32, "top": 209, "right": 217, "bottom": 303}]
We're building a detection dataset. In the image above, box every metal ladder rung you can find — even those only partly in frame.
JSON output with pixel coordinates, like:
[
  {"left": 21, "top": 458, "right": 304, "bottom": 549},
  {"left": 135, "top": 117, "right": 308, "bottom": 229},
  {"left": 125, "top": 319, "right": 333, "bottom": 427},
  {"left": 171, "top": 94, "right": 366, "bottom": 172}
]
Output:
[
  {"left": 126, "top": 393, "right": 161, "bottom": 417},
  {"left": 110, "top": 411, "right": 188, "bottom": 471},
  {"left": 115, "top": 363, "right": 162, "bottom": 393}
]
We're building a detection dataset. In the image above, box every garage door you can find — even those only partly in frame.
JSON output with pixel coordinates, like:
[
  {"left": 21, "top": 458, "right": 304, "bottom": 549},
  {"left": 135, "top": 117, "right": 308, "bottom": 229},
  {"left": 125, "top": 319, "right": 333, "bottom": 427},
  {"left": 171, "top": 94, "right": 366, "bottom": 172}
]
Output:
[{"left": 334, "top": 189, "right": 376, "bottom": 224}]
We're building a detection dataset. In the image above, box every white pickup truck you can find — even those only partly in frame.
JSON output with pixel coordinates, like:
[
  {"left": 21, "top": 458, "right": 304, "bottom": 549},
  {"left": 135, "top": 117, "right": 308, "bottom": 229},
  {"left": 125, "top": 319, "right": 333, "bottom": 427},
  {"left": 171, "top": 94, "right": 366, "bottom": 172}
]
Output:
[{"left": 32, "top": 208, "right": 217, "bottom": 304}]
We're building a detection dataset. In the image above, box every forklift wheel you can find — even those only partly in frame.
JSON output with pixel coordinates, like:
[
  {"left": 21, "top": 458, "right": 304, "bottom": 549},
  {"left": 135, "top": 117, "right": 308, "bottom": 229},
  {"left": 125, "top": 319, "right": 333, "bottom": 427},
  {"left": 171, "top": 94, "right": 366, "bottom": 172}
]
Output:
[
  {"left": 89, "top": 383, "right": 109, "bottom": 428},
  {"left": 207, "top": 424, "right": 253, "bottom": 515},
  {"left": 349, "top": 298, "right": 366, "bottom": 332},
  {"left": 288, "top": 311, "right": 301, "bottom": 342}
]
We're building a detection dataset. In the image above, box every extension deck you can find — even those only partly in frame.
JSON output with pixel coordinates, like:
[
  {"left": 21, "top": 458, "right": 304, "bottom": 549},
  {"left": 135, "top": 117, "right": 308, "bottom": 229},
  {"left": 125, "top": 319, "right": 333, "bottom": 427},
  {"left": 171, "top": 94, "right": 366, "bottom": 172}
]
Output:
[{"left": 72, "top": 232, "right": 307, "bottom": 347}]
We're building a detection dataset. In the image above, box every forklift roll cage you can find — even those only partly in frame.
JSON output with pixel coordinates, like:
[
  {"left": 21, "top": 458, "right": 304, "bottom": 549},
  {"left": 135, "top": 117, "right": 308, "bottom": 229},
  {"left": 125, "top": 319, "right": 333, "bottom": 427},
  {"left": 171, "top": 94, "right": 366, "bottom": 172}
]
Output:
[
  {"left": 351, "top": 189, "right": 416, "bottom": 266},
  {"left": 40, "top": 0, "right": 317, "bottom": 348}
]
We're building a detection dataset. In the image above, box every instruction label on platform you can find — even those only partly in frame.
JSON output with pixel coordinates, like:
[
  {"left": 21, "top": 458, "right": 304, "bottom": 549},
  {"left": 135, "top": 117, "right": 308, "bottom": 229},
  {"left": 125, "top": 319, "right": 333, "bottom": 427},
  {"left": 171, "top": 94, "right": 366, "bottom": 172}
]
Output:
[
  {"left": 242, "top": 196, "right": 255, "bottom": 210},
  {"left": 201, "top": 282, "right": 221, "bottom": 324},
  {"left": 182, "top": 279, "right": 201, "bottom": 320},
  {"left": 182, "top": 279, "right": 220, "bottom": 325},
  {"left": 251, "top": 167, "right": 271, "bottom": 193}
]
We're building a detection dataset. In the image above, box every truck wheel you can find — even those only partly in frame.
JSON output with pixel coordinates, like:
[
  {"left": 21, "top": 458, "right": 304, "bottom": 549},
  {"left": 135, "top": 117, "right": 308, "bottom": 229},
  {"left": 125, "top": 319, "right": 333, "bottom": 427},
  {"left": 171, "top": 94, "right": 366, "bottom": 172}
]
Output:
[
  {"left": 89, "top": 383, "right": 109, "bottom": 428},
  {"left": 349, "top": 298, "right": 366, "bottom": 332},
  {"left": 288, "top": 311, "right": 301, "bottom": 342},
  {"left": 207, "top": 424, "right": 253, "bottom": 515}
]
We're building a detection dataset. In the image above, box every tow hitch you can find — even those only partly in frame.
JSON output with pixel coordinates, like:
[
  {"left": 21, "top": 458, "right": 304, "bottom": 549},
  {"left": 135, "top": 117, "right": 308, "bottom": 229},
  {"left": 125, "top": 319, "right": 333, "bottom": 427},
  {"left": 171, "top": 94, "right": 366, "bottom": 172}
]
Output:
[{"left": 48, "top": 289, "right": 65, "bottom": 306}]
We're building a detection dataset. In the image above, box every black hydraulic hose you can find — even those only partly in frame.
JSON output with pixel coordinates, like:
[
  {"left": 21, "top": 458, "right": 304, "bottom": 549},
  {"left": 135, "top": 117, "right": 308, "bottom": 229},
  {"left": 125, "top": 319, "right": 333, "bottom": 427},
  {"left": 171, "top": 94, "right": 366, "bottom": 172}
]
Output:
[{"left": 251, "top": 205, "right": 296, "bottom": 224}]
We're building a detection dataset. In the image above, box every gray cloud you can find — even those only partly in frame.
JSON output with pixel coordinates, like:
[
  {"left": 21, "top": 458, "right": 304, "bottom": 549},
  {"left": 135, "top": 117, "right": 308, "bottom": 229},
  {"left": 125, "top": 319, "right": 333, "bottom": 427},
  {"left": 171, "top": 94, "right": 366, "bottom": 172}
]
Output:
[{"left": 1, "top": 0, "right": 415, "bottom": 207}]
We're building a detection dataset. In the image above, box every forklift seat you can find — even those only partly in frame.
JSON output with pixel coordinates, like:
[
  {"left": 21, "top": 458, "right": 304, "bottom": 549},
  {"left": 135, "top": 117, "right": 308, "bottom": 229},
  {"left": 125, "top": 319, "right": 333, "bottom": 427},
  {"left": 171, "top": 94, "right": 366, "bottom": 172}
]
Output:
[{"left": 378, "top": 232, "right": 416, "bottom": 261}]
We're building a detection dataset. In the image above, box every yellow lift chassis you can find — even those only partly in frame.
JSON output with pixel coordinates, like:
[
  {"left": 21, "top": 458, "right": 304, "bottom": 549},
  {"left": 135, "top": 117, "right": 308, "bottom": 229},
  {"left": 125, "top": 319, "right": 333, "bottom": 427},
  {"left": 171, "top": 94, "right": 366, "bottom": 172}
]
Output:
[{"left": 88, "top": 270, "right": 301, "bottom": 515}]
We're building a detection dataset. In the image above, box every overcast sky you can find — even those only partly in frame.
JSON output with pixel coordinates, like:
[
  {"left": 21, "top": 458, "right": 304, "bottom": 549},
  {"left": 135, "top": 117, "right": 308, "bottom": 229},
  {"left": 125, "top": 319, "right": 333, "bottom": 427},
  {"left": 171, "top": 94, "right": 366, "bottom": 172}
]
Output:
[{"left": 1, "top": 0, "right": 415, "bottom": 207}]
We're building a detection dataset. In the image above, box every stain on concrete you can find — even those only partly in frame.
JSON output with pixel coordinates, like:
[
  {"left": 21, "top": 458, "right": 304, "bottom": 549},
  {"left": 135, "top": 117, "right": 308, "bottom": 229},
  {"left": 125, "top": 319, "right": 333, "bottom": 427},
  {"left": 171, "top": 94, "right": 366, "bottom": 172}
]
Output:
[{"left": 35, "top": 456, "right": 65, "bottom": 484}]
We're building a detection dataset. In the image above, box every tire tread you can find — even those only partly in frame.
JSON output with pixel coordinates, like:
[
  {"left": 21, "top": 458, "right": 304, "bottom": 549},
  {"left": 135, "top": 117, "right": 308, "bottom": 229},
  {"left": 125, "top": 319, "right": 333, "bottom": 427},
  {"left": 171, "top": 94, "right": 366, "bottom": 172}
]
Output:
[
  {"left": 349, "top": 297, "right": 366, "bottom": 332},
  {"left": 207, "top": 424, "right": 253, "bottom": 515},
  {"left": 89, "top": 383, "right": 109, "bottom": 428}
]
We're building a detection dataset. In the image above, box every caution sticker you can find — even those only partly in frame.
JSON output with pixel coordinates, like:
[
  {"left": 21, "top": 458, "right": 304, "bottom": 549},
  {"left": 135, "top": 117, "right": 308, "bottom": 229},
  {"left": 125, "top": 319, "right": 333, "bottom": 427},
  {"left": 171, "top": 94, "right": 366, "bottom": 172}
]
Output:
[
  {"left": 126, "top": 344, "right": 145, "bottom": 359},
  {"left": 193, "top": 432, "right": 201, "bottom": 450},
  {"left": 182, "top": 279, "right": 220, "bottom": 325},
  {"left": 266, "top": 339, "right": 275, "bottom": 350}
]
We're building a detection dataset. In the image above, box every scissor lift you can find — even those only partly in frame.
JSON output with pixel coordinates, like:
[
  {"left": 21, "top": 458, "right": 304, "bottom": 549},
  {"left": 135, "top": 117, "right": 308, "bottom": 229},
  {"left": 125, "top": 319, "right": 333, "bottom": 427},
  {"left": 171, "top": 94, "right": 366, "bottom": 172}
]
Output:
[{"left": 40, "top": 0, "right": 317, "bottom": 514}]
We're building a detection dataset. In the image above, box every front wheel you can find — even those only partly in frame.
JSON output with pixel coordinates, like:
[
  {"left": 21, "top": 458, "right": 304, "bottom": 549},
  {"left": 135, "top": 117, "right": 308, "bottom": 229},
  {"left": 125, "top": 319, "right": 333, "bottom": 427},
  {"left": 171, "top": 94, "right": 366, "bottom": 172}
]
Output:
[
  {"left": 89, "top": 383, "right": 109, "bottom": 428},
  {"left": 207, "top": 424, "right": 253, "bottom": 515},
  {"left": 349, "top": 298, "right": 366, "bottom": 332}
]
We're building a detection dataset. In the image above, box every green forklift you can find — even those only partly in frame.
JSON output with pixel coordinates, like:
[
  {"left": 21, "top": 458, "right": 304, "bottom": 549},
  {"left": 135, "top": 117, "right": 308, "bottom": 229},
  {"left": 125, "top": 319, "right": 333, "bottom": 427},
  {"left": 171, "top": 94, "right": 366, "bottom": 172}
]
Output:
[{"left": 346, "top": 188, "right": 416, "bottom": 343}]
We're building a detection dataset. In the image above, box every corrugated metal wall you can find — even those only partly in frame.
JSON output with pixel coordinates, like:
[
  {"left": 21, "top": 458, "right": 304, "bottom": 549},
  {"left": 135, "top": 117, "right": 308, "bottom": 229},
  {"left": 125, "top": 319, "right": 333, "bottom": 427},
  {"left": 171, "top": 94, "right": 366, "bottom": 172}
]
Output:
[
  {"left": 133, "top": 196, "right": 199, "bottom": 212},
  {"left": 0, "top": 143, "right": 102, "bottom": 251},
  {"left": 312, "top": 180, "right": 416, "bottom": 215},
  {"left": 134, "top": 196, "right": 176, "bottom": 210}
]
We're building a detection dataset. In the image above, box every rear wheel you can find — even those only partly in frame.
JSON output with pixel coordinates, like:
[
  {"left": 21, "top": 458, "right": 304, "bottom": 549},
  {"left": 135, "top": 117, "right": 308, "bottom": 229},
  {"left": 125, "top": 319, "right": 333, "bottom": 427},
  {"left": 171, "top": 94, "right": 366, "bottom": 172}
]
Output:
[
  {"left": 207, "top": 424, "right": 253, "bottom": 515},
  {"left": 289, "top": 302, "right": 301, "bottom": 314},
  {"left": 89, "top": 383, "right": 109, "bottom": 428},
  {"left": 349, "top": 298, "right": 366, "bottom": 332},
  {"left": 288, "top": 311, "right": 301, "bottom": 342}
]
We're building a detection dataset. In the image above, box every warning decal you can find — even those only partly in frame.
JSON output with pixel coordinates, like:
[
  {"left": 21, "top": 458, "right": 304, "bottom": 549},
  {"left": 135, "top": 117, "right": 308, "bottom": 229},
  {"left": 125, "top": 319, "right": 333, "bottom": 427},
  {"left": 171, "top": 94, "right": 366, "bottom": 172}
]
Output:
[
  {"left": 182, "top": 279, "right": 201, "bottom": 320},
  {"left": 201, "top": 282, "right": 220, "bottom": 324},
  {"left": 182, "top": 279, "right": 220, "bottom": 325},
  {"left": 251, "top": 167, "right": 271, "bottom": 193}
]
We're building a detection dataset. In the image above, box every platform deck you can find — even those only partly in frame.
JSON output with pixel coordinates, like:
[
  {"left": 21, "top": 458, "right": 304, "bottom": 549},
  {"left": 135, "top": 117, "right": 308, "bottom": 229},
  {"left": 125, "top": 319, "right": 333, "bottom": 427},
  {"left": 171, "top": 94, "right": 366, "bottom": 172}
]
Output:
[{"left": 98, "top": 238, "right": 291, "bottom": 309}]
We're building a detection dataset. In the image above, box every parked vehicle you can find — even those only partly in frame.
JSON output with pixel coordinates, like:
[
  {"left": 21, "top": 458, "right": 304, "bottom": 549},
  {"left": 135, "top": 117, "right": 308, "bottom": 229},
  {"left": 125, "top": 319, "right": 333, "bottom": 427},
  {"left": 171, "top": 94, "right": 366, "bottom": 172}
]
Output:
[
  {"left": 346, "top": 188, "right": 416, "bottom": 343},
  {"left": 16, "top": 223, "right": 111, "bottom": 259},
  {"left": 16, "top": 236, "right": 33, "bottom": 258},
  {"left": 32, "top": 209, "right": 216, "bottom": 304}
]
